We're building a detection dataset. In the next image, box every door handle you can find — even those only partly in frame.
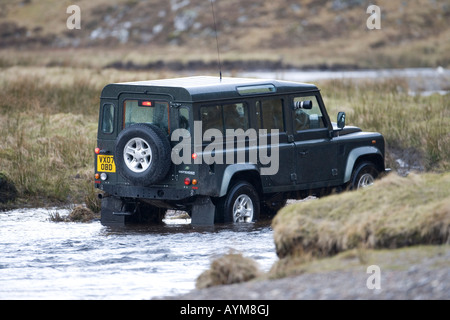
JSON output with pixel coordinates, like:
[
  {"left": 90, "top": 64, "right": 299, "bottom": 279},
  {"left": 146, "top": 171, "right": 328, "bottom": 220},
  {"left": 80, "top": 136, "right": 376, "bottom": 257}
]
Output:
[{"left": 299, "top": 150, "right": 309, "bottom": 156}]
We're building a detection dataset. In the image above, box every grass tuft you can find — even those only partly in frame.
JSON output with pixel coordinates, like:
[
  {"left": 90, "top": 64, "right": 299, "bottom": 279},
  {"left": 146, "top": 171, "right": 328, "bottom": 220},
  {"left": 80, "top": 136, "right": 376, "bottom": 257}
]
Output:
[{"left": 196, "top": 252, "right": 262, "bottom": 289}]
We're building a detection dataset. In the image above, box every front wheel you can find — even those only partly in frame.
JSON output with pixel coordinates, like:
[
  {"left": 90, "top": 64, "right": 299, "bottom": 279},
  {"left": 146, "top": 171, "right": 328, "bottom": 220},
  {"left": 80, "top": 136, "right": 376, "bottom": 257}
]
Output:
[
  {"left": 350, "top": 161, "right": 379, "bottom": 190},
  {"left": 216, "top": 181, "right": 260, "bottom": 223}
]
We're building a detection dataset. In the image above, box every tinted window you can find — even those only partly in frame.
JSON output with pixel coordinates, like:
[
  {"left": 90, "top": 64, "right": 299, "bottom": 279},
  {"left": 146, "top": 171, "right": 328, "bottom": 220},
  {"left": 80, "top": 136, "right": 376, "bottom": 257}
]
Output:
[
  {"left": 124, "top": 100, "right": 170, "bottom": 133},
  {"left": 200, "top": 105, "right": 222, "bottom": 133},
  {"left": 223, "top": 103, "right": 249, "bottom": 130},
  {"left": 259, "top": 99, "right": 285, "bottom": 131},
  {"left": 101, "top": 103, "right": 114, "bottom": 134},
  {"left": 179, "top": 107, "right": 190, "bottom": 130},
  {"left": 201, "top": 102, "right": 249, "bottom": 134}
]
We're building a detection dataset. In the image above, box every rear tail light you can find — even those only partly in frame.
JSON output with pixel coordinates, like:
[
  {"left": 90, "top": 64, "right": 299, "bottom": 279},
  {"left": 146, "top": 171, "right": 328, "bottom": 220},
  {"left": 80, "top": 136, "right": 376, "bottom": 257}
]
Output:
[{"left": 184, "top": 177, "right": 191, "bottom": 185}]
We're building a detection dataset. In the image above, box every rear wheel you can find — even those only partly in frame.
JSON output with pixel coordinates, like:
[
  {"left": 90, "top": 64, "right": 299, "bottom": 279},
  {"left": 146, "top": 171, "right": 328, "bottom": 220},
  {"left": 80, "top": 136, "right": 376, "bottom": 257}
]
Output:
[
  {"left": 216, "top": 181, "right": 260, "bottom": 223},
  {"left": 350, "top": 161, "right": 379, "bottom": 190}
]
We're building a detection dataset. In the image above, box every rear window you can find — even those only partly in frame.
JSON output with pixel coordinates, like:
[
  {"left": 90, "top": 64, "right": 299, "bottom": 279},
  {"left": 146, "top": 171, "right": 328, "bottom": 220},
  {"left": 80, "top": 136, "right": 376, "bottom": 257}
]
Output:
[{"left": 124, "top": 100, "right": 170, "bottom": 133}]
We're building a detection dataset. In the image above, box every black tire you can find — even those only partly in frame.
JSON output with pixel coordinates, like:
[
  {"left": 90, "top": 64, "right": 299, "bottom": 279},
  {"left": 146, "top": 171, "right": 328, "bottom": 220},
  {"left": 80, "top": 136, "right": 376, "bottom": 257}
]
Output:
[
  {"left": 350, "top": 161, "right": 379, "bottom": 190},
  {"left": 115, "top": 124, "right": 171, "bottom": 186},
  {"left": 216, "top": 181, "right": 260, "bottom": 223}
]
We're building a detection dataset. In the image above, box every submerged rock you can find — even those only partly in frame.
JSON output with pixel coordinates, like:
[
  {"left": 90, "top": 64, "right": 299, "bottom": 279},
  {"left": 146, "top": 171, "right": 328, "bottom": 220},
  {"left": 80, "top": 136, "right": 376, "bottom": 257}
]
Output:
[{"left": 0, "top": 173, "right": 17, "bottom": 204}]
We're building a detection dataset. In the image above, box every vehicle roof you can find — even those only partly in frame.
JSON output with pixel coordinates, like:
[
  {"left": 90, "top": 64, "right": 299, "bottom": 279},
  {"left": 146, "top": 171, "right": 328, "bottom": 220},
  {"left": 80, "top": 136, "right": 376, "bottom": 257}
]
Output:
[{"left": 101, "top": 76, "right": 319, "bottom": 103}]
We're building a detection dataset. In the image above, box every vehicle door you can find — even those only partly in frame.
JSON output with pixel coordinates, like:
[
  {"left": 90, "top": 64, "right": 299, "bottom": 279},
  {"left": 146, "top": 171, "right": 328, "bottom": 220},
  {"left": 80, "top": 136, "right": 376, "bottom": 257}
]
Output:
[
  {"left": 291, "top": 94, "right": 338, "bottom": 187},
  {"left": 256, "top": 97, "right": 295, "bottom": 191}
]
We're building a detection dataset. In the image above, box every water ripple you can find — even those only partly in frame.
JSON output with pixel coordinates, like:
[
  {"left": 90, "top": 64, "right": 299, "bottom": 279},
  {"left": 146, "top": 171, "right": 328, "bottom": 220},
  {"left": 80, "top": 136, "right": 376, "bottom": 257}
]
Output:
[{"left": 0, "top": 208, "right": 277, "bottom": 299}]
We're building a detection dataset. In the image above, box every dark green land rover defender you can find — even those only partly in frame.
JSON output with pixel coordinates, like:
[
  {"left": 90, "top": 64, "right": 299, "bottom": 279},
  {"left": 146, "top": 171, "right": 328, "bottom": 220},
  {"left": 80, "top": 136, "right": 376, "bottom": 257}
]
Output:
[{"left": 95, "top": 76, "right": 388, "bottom": 226}]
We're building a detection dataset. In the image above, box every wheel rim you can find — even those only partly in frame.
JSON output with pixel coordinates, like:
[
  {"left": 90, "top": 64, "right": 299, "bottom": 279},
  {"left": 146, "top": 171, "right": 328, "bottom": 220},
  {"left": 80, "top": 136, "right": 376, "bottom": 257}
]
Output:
[
  {"left": 357, "top": 173, "right": 375, "bottom": 189},
  {"left": 123, "top": 138, "right": 152, "bottom": 173},
  {"left": 232, "top": 194, "right": 254, "bottom": 223}
]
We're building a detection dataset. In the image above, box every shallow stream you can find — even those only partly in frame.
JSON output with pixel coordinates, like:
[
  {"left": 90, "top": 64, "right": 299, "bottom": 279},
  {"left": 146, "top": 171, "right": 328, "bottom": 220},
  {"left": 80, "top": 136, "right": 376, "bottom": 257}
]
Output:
[{"left": 0, "top": 208, "right": 276, "bottom": 299}]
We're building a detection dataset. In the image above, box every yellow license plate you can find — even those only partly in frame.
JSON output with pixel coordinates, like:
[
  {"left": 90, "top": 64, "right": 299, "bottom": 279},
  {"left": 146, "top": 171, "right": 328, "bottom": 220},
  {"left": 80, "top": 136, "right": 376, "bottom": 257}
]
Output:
[{"left": 97, "top": 155, "right": 116, "bottom": 173}]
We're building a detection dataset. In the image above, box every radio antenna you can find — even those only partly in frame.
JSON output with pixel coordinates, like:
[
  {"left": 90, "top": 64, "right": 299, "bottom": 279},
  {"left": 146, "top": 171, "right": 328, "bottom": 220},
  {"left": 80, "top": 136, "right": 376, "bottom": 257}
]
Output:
[{"left": 210, "top": 0, "right": 222, "bottom": 81}]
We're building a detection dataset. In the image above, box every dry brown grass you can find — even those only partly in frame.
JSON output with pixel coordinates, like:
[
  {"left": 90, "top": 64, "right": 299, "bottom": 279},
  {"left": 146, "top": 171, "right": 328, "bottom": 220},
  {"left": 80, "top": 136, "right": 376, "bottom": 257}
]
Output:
[
  {"left": 319, "top": 79, "right": 450, "bottom": 171},
  {"left": 196, "top": 252, "right": 262, "bottom": 289},
  {"left": 272, "top": 172, "right": 450, "bottom": 261},
  {"left": 49, "top": 205, "right": 99, "bottom": 222},
  {"left": 0, "top": 67, "right": 172, "bottom": 207},
  {"left": 1, "top": 0, "right": 449, "bottom": 69}
]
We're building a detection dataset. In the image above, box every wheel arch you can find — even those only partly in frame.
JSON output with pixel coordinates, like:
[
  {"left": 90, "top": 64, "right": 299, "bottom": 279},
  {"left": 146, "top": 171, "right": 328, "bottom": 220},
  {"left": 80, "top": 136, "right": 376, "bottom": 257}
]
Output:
[
  {"left": 218, "top": 164, "right": 262, "bottom": 197},
  {"left": 344, "top": 146, "right": 384, "bottom": 183}
]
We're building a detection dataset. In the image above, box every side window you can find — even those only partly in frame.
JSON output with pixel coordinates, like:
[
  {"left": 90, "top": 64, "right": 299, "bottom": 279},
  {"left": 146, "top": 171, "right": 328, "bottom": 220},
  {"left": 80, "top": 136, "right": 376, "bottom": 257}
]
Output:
[
  {"left": 179, "top": 107, "right": 190, "bottom": 130},
  {"left": 101, "top": 103, "right": 114, "bottom": 134},
  {"left": 260, "top": 99, "right": 285, "bottom": 131},
  {"left": 223, "top": 103, "right": 249, "bottom": 130},
  {"left": 200, "top": 102, "right": 250, "bottom": 134},
  {"left": 200, "top": 105, "right": 222, "bottom": 134},
  {"left": 293, "top": 96, "right": 325, "bottom": 131}
]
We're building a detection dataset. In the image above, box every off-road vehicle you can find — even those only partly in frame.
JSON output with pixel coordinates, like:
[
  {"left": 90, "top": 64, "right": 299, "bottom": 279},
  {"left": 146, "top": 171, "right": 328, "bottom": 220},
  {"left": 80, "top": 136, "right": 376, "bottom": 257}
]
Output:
[{"left": 95, "top": 76, "right": 388, "bottom": 226}]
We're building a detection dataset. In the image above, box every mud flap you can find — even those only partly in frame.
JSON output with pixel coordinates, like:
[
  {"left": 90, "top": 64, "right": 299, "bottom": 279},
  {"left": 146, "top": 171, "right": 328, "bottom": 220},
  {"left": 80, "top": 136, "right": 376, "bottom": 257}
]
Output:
[
  {"left": 100, "top": 196, "right": 126, "bottom": 226},
  {"left": 190, "top": 196, "right": 216, "bottom": 226}
]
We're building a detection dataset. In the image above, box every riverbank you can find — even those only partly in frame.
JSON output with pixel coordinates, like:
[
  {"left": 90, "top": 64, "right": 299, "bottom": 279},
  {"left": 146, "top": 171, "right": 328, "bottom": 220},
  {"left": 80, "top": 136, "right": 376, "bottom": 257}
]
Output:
[
  {"left": 167, "top": 172, "right": 450, "bottom": 300},
  {"left": 169, "top": 245, "right": 449, "bottom": 300}
]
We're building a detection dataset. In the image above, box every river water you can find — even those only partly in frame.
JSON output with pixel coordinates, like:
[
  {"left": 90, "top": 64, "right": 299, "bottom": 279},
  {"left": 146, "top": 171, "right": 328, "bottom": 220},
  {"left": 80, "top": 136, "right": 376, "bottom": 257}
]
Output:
[
  {"left": 0, "top": 208, "right": 276, "bottom": 300},
  {"left": 239, "top": 67, "right": 450, "bottom": 95}
]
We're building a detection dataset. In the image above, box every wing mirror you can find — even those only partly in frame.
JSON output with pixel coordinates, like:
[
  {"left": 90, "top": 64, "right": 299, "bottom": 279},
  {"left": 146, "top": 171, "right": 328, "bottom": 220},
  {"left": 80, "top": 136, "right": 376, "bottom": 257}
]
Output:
[{"left": 337, "top": 112, "right": 346, "bottom": 129}]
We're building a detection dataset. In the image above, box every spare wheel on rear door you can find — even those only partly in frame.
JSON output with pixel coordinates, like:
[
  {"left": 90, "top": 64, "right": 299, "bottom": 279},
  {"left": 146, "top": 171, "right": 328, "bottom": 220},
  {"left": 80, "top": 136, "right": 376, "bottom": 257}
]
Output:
[{"left": 115, "top": 123, "right": 171, "bottom": 186}]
